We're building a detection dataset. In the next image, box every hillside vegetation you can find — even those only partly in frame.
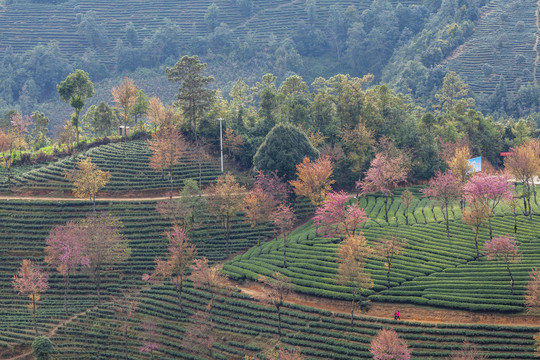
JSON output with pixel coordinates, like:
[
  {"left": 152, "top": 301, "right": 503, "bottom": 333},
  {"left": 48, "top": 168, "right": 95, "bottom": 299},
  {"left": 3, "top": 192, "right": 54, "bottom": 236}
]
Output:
[
  {"left": 4, "top": 0, "right": 540, "bottom": 126},
  {"left": 445, "top": 0, "right": 538, "bottom": 103},
  {"left": 1, "top": 197, "right": 539, "bottom": 359},
  {"left": 1, "top": 0, "right": 540, "bottom": 358}
]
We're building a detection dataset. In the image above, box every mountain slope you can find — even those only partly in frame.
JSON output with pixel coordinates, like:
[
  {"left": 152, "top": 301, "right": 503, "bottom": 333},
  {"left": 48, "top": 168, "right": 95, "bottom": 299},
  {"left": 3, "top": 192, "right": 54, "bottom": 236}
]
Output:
[{"left": 444, "top": 0, "right": 538, "bottom": 95}]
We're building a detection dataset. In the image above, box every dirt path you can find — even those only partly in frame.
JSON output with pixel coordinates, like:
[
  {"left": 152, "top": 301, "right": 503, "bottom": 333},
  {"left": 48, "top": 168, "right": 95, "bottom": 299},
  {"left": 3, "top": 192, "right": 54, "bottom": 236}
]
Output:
[
  {"left": 5, "top": 306, "right": 97, "bottom": 360},
  {"left": 0, "top": 190, "right": 250, "bottom": 202},
  {"left": 0, "top": 195, "right": 175, "bottom": 202},
  {"left": 235, "top": 280, "right": 540, "bottom": 327}
]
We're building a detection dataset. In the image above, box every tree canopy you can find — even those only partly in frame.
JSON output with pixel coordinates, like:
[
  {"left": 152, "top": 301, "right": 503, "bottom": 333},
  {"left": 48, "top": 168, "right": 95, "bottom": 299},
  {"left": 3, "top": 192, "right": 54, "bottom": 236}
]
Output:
[{"left": 254, "top": 123, "right": 319, "bottom": 181}]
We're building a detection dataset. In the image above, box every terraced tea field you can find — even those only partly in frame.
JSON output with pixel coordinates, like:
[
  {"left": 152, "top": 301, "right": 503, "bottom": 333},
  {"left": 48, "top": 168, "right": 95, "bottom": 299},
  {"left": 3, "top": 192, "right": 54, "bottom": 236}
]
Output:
[
  {"left": 1, "top": 140, "right": 222, "bottom": 193},
  {"left": 225, "top": 195, "right": 540, "bottom": 313},
  {"left": 47, "top": 284, "right": 538, "bottom": 359},
  {"left": 0, "top": 0, "right": 423, "bottom": 62},
  {"left": 445, "top": 0, "right": 539, "bottom": 94},
  {"left": 0, "top": 188, "right": 318, "bottom": 350},
  {"left": 1, "top": 145, "right": 539, "bottom": 358}
]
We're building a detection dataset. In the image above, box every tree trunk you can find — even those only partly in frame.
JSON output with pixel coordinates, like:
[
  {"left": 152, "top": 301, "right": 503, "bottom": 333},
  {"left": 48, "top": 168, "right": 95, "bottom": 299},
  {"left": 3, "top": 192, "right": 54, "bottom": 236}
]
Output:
[
  {"left": 283, "top": 234, "right": 287, "bottom": 268},
  {"left": 528, "top": 197, "right": 533, "bottom": 221},
  {"left": 445, "top": 203, "right": 450, "bottom": 238},
  {"left": 258, "top": 228, "right": 262, "bottom": 255},
  {"left": 7, "top": 167, "right": 11, "bottom": 190},
  {"left": 64, "top": 276, "right": 70, "bottom": 317},
  {"left": 506, "top": 262, "right": 514, "bottom": 295},
  {"left": 95, "top": 268, "right": 102, "bottom": 304},
  {"left": 384, "top": 196, "right": 389, "bottom": 223},
  {"left": 277, "top": 305, "right": 282, "bottom": 338},
  {"left": 209, "top": 293, "right": 214, "bottom": 325},
  {"left": 488, "top": 217, "right": 493, "bottom": 239},
  {"left": 523, "top": 194, "right": 528, "bottom": 216},
  {"left": 32, "top": 293, "right": 38, "bottom": 335},
  {"left": 92, "top": 195, "right": 96, "bottom": 214},
  {"left": 386, "top": 260, "right": 391, "bottom": 289},
  {"left": 124, "top": 110, "right": 129, "bottom": 139},
  {"left": 404, "top": 211, "right": 408, "bottom": 226},
  {"left": 169, "top": 170, "right": 174, "bottom": 200},
  {"left": 514, "top": 212, "right": 517, "bottom": 233},
  {"left": 75, "top": 119, "right": 80, "bottom": 146},
  {"left": 350, "top": 288, "right": 355, "bottom": 325},
  {"left": 533, "top": 182, "right": 537, "bottom": 205},
  {"left": 474, "top": 227, "right": 480, "bottom": 260},
  {"left": 526, "top": 182, "right": 532, "bottom": 218},
  {"left": 225, "top": 215, "right": 230, "bottom": 255},
  {"left": 175, "top": 275, "right": 183, "bottom": 312},
  {"left": 194, "top": 127, "right": 202, "bottom": 190},
  {"left": 358, "top": 288, "right": 363, "bottom": 314}
]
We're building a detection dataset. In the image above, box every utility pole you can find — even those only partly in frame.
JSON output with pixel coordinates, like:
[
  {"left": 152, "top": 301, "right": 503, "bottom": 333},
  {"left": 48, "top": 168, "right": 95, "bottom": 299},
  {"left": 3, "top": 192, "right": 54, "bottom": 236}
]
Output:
[{"left": 219, "top": 117, "right": 224, "bottom": 173}]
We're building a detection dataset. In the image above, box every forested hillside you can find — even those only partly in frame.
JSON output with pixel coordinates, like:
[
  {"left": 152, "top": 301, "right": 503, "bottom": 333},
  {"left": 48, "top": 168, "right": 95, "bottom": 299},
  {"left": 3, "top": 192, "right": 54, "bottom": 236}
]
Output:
[
  {"left": 1, "top": 0, "right": 539, "bottom": 128},
  {"left": 444, "top": 0, "right": 539, "bottom": 116}
]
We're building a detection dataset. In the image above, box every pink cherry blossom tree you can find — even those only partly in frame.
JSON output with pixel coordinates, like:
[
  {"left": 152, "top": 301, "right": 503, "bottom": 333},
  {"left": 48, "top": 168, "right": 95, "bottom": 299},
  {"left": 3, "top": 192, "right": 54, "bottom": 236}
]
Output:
[
  {"left": 139, "top": 319, "right": 160, "bottom": 359},
  {"left": 421, "top": 171, "right": 463, "bottom": 238},
  {"left": 483, "top": 235, "right": 521, "bottom": 295},
  {"left": 464, "top": 173, "right": 515, "bottom": 239},
  {"left": 45, "top": 222, "right": 89, "bottom": 316},
  {"left": 81, "top": 213, "right": 130, "bottom": 303},
  {"left": 370, "top": 328, "right": 411, "bottom": 360},
  {"left": 313, "top": 191, "right": 367, "bottom": 238},
  {"left": 255, "top": 170, "right": 289, "bottom": 205},
  {"left": 181, "top": 310, "right": 215, "bottom": 358},
  {"left": 12, "top": 259, "right": 49, "bottom": 335},
  {"left": 450, "top": 341, "right": 486, "bottom": 360},
  {"left": 142, "top": 225, "right": 196, "bottom": 312},
  {"left": 343, "top": 203, "right": 369, "bottom": 236},
  {"left": 10, "top": 112, "right": 33, "bottom": 133},
  {"left": 358, "top": 152, "right": 410, "bottom": 223},
  {"left": 525, "top": 268, "right": 540, "bottom": 314},
  {"left": 111, "top": 287, "right": 140, "bottom": 360}
]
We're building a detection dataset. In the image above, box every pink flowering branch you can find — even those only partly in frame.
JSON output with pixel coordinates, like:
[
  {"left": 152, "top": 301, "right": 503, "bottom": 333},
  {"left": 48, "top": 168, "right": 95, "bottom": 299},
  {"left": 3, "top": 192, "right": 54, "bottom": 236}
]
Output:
[
  {"left": 44, "top": 222, "right": 89, "bottom": 316},
  {"left": 483, "top": 235, "right": 521, "bottom": 294},
  {"left": 421, "top": 170, "right": 462, "bottom": 238},
  {"left": 464, "top": 173, "right": 515, "bottom": 239},
  {"left": 370, "top": 328, "right": 411, "bottom": 360},
  {"left": 314, "top": 191, "right": 367, "bottom": 238},
  {"left": 525, "top": 268, "right": 540, "bottom": 314},
  {"left": 358, "top": 152, "right": 409, "bottom": 223},
  {"left": 139, "top": 319, "right": 160, "bottom": 359}
]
